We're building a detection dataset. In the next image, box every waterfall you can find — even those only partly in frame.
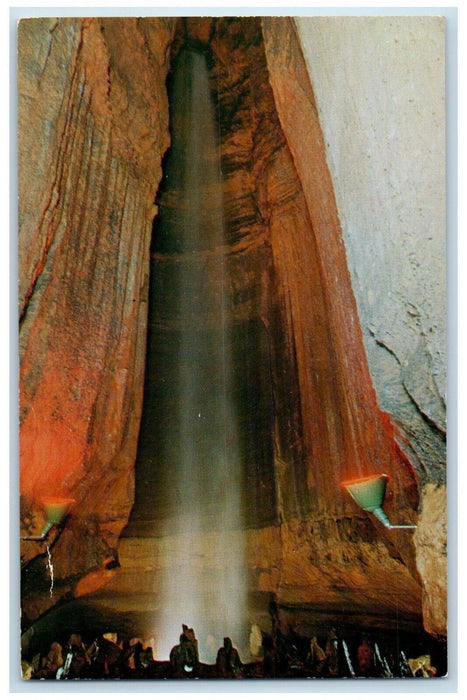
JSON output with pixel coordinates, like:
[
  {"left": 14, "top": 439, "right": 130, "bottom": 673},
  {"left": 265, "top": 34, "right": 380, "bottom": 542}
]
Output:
[{"left": 148, "top": 48, "right": 248, "bottom": 663}]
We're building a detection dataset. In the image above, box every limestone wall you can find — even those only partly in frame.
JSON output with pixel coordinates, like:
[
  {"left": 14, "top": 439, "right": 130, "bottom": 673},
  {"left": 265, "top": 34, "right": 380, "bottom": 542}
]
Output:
[{"left": 295, "top": 17, "right": 446, "bottom": 481}]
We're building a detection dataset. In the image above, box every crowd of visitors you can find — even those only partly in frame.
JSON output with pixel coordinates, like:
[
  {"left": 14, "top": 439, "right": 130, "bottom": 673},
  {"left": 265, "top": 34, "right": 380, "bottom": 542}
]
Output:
[{"left": 21, "top": 615, "right": 439, "bottom": 680}]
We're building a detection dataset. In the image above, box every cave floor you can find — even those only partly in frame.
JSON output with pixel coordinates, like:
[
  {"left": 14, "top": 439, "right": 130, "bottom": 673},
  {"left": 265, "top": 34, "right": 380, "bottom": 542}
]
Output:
[{"left": 21, "top": 592, "right": 448, "bottom": 680}]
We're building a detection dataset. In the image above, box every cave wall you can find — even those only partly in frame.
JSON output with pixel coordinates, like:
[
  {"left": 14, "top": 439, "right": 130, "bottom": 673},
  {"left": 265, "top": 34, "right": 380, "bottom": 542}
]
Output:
[
  {"left": 18, "top": 16, "right": 446, "bottom": 640},
  {"left": 294, "top": 16, "right": 447, "bottom": 637},
  {"left": 18, "top": 17, "right": 176, "bottom": 622},
  {"left": 295, "top": 17, "right": 446, "bottom": 481}
]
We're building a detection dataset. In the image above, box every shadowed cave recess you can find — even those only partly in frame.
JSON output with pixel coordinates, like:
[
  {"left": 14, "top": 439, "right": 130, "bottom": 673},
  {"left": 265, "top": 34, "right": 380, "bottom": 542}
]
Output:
[{"left": 19, "top": 17, "right": 447, "bottom": 679}]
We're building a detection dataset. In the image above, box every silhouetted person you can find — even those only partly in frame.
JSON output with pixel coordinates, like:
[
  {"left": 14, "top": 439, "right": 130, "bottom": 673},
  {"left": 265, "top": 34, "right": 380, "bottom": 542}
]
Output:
[
  {"left": 140, "top": 646, "right": 155, "bottom": 671},
  {"left": 169, "top": 625, "right": 199, "bottom": 678},
  {"left": 274, "top": 627, "right": 289, "bottom": 676},
  {"left": 62, "top": 633, "right": 89, "bottom": 678},
  {"left": 117, "top": 639, "right": 135, "bottom": 677},
  {"left": 249, "top": 623, "right": 262, "bottom": 659},
  {"left": 216, "top": 637, "right": 243, "bottom": 678},
  {"left": 261, "top": 632, "right": 276, "bottom": 678},
  {"left": 133, "top": 641, "right": 143, "bottom": 671},
  {"left": 36, "top": 641, "right": 63, "bottom": 679},
  {"left": 324, "top": 628, "right": 339, "bottom": 677},
  {"left": 307, "top": 636, "right": 326, "bottom": 675},
  {"left": 356, "top": 638, "right": 373, "bottom": 676}
]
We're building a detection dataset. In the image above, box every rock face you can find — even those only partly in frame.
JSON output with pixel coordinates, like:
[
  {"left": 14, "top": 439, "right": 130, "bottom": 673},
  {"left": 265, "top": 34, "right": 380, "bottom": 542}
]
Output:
[
  {"left": 18, "top": 17, "right": 176, "bottom": 623},
  {"left": 413, "top": 484, "right": 447, "bottom": 639},
  {"left": 19, "top": 16, "right": 446, "bottom": 644},
  {"left": 292, "top": 16, "right": 447, "bottom": 639},
  {"left": 295, "top": 17, "right": 446, "bottom": 483}
]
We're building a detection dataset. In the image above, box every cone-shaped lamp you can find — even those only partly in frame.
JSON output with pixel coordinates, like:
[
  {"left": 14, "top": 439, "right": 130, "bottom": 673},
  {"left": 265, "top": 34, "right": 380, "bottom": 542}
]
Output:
[
  {"left": 342, "top": 474, "right": 416, "bottom": 530},
  {"left": 20, "top": 497, "right": 75, "bottom": 541},
  {"left": 42, "top": 497, "right": 75, "bottom": 524}
]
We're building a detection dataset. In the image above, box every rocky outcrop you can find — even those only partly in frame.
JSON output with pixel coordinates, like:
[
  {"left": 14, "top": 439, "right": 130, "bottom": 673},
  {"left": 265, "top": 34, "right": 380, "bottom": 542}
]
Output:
[
  {"left": 19, "top": 17, "right": 176, "bottom": 624},
  {"left": 294, "top": 17, "right": 446, "bottom": 484},
  {"left": 19, "top": 16, "right": 445, "bottom": 642},
  {"left": 291, "top": 16, "right": 447, "bottom": 638},
  {"left": 413, "top": 484, "right": 447, "bottom": 638}
]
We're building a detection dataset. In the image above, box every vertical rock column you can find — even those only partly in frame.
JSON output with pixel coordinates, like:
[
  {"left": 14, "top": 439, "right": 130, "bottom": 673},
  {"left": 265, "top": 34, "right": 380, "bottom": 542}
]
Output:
[
  {"left": 18, "top": 17, "right": 175, "bottom": 621},
  {"left": 261, "top": 17, "right": 419, "bottom": 522},
  {"left": 262, "top": 17, "right": 444, "bottom": 635},
  {"left": 293, "top": 17, "right": 447, "bottom": 640}
]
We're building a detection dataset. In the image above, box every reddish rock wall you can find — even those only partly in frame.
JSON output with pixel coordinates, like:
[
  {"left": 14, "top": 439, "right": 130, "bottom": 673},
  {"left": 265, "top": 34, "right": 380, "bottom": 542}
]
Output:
[
  {"left": 19, "top": 17, "right": 175, "bottom": 623},
  {"left": 18, "top": 16, "right": 443, "bottom": 641},
  {"left": 263, "top": 16, "right": 445, "bottom": 638}
]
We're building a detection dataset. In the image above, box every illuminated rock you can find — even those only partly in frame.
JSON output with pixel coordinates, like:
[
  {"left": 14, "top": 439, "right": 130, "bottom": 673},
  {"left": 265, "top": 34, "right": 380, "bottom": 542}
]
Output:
[{"left": 18, "top": 17, "right": 445, "bottom": 645}]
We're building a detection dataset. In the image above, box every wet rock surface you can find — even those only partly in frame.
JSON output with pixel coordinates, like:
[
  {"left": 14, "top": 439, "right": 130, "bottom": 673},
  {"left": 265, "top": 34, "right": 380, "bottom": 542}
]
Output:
[
  {"left": 19, "top": 16, "right": 176, "bottom": 622},
  {"left": 19, "top": 16, "right": 445, "bottom": 645}
]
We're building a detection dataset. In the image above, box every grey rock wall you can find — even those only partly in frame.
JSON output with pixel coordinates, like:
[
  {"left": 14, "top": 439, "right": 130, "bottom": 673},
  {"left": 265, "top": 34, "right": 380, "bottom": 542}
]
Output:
[{"left": 295, "top": 17, "right": 446, "bottom": 482}]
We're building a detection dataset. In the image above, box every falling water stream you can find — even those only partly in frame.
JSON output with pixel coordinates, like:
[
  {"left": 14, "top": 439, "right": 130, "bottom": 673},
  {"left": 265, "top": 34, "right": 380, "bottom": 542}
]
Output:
[
  {"left": 147, "top": 48, "right": 248, "bottom": 663},
  {"left": 46, "top": 544, "right": 54, "bottom": 598}
]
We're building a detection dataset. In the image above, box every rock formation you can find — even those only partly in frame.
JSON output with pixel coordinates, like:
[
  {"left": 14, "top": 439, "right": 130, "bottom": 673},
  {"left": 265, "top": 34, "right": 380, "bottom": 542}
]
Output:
[
  {"left": 19, "top": 16, "right": 175, "bottom": 623},
  {"left": 18, "top": 16, "right": 446, "bottom": 647}
]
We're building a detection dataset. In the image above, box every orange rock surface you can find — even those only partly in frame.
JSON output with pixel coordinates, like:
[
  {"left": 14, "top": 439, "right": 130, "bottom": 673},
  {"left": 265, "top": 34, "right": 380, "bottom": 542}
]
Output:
[{"left": 18, "top": 17, "right": 445, "bottom": 641}]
